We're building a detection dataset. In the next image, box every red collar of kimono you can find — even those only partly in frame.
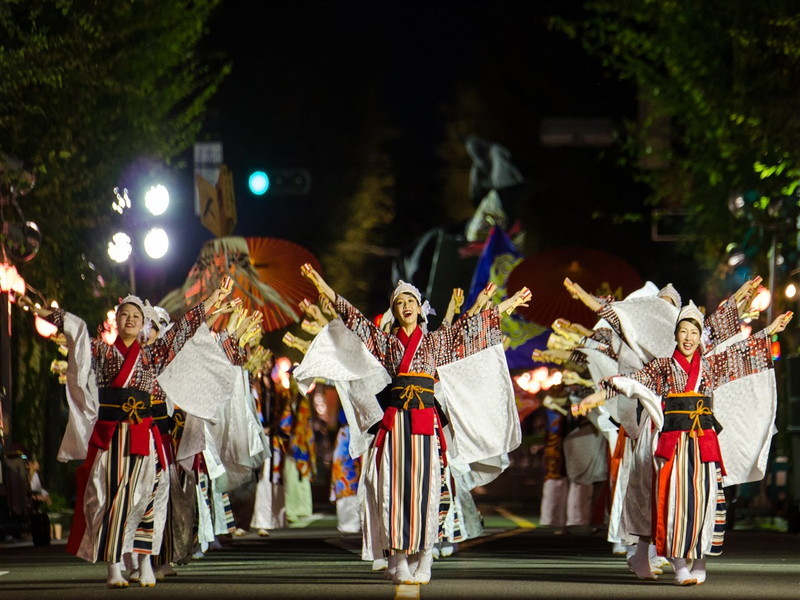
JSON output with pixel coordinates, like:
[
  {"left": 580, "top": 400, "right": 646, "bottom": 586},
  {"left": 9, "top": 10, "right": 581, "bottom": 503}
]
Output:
[
  {"left": 396, "top": 325, "right": 423, "bottom": 373},
  {"left": 672, "top": 348, "right": 701, "bottom": 393},
  {"left": 111, "top": 336, "right": 141, "bottom": 388}
]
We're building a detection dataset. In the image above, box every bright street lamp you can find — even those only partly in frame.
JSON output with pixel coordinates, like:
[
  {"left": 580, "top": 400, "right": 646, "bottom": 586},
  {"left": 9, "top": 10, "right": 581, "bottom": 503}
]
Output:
[
  {"left": 144, "top": 184, "right": 169, "bottom": 216},
  {"left": 143, "top": 227, "right": 169, "bottom": 259},
  {"left": 107, "top": 232, "right": 133, "bottom": 263},
  {"left": 107, "top": 183, "right": 171, "bottom": 293}
]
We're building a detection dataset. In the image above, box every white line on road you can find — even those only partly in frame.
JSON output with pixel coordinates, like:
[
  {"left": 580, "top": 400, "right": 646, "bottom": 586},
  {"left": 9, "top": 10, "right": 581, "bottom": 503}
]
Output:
[
  {"left": 0, "top": 571, "right": 9, "bottom": 577},
  {"left": 395, "top": 583, "right": 420, "bottom": 600}
]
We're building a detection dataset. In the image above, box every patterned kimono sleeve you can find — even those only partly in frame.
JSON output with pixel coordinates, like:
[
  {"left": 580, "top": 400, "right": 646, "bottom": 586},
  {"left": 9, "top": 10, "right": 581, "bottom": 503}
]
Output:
[
  {"left": 568, "top": 349, "right": 589, "bottom": 365},
  {"left": 427, "top": 306, "right": 502, "bottom": 368},
  {"left": 46, "top": 307, "right": 107, "bottom": 371},
  {"left": 707, "top": 328, "right": 773, "bottom": 388},
  {"left": 148, "top": 304, "right": 207, "bottom": 375},
  {"left": 333, "top": 294, "right": 392, "bottom": 365},
  {"left": 704, "top": 295, "right": 740, "bottom": 348},
  {"left": 216, "top": 330, "right": 247, "bottom": 366},
  {"left": 596, "top": 303, "right": 626, "bottom": 345},
  {"left": 591, "top": 327, "right": 615, "bottom": 349},
  {"left": 600, "top": 357, "right": 668, "bottom": 400}
]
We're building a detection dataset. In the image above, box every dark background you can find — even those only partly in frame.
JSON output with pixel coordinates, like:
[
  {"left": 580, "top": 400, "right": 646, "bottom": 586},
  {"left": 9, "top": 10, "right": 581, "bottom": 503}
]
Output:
[{"left": 134, "top": 1, "right": 696, "bottom": 313}]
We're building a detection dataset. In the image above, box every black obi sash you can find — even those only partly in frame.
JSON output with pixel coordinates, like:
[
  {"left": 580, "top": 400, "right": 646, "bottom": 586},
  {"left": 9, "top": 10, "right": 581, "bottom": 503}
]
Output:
[
  {"left": 662, "top": 394, "right": 722, "bottom": 434},
  {"left": 389, "top": 373, "right": 436, "bottom": 410},
  {"left": 98, "top": 387, "right": 151, "bottom": 424}
]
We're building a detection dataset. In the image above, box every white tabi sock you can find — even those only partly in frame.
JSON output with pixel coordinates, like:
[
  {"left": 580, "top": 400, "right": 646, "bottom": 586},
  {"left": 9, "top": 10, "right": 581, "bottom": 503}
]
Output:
[
  {"left": 106, "top": 562, "right": 129, "bottom": 588},
  {"left": 670, "top": 558, "right": 698, "bottom": 585},
  {"left": 689, "top": 557, "right": 706, "bottom": 584},
  {"left": 628, "top": 541, "right": 657, "bottom": 580}
]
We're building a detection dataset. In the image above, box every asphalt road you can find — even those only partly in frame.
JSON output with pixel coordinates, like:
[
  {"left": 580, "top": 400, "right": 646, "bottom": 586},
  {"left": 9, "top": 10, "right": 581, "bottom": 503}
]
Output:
[{"left": 0, "top": 512, "right": 797, "bottom": 600}]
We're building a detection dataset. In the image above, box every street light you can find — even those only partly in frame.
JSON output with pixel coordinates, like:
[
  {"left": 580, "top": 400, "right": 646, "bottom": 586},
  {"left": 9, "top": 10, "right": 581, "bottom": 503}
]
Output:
[{"left": 107, "top": 184, "right": 171, "bottom": 293}]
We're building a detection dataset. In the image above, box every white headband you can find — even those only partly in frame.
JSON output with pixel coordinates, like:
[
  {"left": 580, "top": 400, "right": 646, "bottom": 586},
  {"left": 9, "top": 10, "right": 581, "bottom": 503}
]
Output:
[
  {"left": 390, "top": 280, "right": 422, "bottom": 306},
  {"left": 118, "top": 294, "right": 146, "bottom": 318},
  {"left": 677, "top": 300, "right": 704, "bottom": 327},
  {"left": 658, "top": 283, "right": 681, "bottom": 308}
]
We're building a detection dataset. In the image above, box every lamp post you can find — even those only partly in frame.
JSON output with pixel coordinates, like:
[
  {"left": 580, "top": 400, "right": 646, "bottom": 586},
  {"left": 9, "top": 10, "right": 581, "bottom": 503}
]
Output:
[
  {"left": 0, "top": 263, "right": 26, "bottom": 445},
  {"left": 107, "top": 184, "right": 170, "bottom": 294}
]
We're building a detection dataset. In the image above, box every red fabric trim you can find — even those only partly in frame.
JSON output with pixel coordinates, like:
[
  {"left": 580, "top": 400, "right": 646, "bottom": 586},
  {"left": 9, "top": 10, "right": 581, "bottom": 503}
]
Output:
[
  {"left": 375, "top": 407, "right": 398, "bottom": 470},
  {"left": 654, "top": 450, "right": 675, "bottom": 556},
  {"left": 654, "top": 429, "right": 724, "bottom": 472},
  {"left": 88, "top": 418, "right": 153, "bottom": 456},
  {"left": 149, "top": 424, "right": 167, "bottom": 468},
  {"left": 66, "top": 444, "right": 99, "bottom": 557},
  {"left": 672, "top": 348, "right": 701, "bottom": 392},
  {"left": 410, "top": 407, "right": 435, "bottom": 435},
  {"left": 111, "top": 338, "right": 141, "bottom": 388},
  {"left": 396, "top": 326, "right": 423, "bottom": 374}
]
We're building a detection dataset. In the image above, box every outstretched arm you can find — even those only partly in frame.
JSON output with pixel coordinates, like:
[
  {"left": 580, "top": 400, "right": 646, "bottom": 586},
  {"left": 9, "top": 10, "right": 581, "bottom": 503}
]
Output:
[{"left": 564, "top": 278, "right": 602, "bottom": 312}]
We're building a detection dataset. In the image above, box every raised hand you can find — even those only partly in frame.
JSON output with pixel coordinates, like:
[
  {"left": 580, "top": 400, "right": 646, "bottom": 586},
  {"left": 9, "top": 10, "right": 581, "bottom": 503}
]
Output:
[
  {"left": 467, "top": 283, "right": 496, "bottom": 316},
  {"left": 734, "top": 276, "right": 762, "bottom": 317},
  {"left": 570, "top": 390, "right": 606, "bottom": 417},
  {"left": 497, "top": 286, "right": 532, "bottom": 316},
  {"left": 203, "top": 276, "right": 235, "bottom": 313},
  {"left": 768, "top": 311, "right": 794, "bottom": 335},
  {"left": 300, "top": 263, "right": 335, "bottom": 302},
  {"left": 564, "top": 277, "right": 601, "bottom": 312},
  {"left": 299, "top": 298, "right": 329, "bottom": 328},
  {"left": 532, "top": 348, "right": 570, "bottom": 365},
  {"left": 282, "top": 331, "right": 310, "bottom": 354}
]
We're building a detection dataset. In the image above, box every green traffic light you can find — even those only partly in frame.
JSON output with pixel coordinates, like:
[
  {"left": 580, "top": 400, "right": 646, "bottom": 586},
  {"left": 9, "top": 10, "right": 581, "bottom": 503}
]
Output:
[{"left": 248, "top": 171, "right": 270, "bottom": 195}]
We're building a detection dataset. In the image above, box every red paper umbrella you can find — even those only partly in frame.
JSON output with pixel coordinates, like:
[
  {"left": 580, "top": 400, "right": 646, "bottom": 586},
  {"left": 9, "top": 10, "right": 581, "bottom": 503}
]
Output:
[
  {"left": 506, "top": 246, "right": 644, "bottom": 329},
  {"left": 243, "top": 236, "right": 322, "bottom": 330},
  {"left": 160, "top": 236, "right": 322, "bottom": 332}
]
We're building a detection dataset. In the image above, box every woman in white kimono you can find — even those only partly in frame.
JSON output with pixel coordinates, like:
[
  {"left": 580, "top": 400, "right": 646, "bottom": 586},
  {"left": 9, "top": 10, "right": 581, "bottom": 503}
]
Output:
[
  {"left": 298, "top": 264, "right": 529, "bottom": 585},
  {"left": 576, "top": 302, "right": 791, "bottom": 585}
]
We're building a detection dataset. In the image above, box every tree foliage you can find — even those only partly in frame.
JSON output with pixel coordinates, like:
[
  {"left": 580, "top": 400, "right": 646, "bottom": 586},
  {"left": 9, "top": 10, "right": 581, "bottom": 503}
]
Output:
[
  {"left": 551, "top": 1, "right": 800, "bottom": 275},
  {"left": 0, "top": 0, "right": 227, "bottom": 460}
]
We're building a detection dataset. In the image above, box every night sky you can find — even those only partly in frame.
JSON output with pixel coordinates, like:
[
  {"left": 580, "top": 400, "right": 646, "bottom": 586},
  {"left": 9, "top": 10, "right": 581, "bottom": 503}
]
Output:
[{"left": 140, "top": 1, "right": 694, "bottom": 312}]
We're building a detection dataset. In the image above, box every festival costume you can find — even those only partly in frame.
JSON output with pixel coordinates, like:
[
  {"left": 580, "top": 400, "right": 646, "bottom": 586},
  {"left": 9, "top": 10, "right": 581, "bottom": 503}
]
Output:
[
  {"left": 294, "top": 293, "right": 519, "bottom": 575},
  {"left": 600, "top": 328, "right": 775, "bottom": 560},
  {"left": 49, "top": 304, "right": 206, "bottom": 564}
]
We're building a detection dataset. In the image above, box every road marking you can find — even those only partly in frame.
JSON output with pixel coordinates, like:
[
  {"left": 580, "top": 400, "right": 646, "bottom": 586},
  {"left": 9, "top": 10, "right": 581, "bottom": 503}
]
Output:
[
  {"left": 459, "top": 526, "right": 531, "bottom": 550},
  {"left": 493, "top": 507, "right": 537, "bottom": 529},
  {"left": 395, "top": 583, "right": 420, "bottom": 599},
  {"left": 0, "top": 571, "right": 8, "bottom": 577}
]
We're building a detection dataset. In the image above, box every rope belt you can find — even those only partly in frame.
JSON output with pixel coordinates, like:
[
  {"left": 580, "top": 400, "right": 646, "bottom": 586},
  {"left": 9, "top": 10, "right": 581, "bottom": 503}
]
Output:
[
  {"left": 98, "top": 387, "right": 151, "bottom": 424},
  {"left": 171, "top": 410, "right": 186, "bottom": 441},
  {"left": 662, "top": 395, "right": 718, "bottom": 437},
  {"left": 391, "top": 383, "right": 435, "bottom": 410}
]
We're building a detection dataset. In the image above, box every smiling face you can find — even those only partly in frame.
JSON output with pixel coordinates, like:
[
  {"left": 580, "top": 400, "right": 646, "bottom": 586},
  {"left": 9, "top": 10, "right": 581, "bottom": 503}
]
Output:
[
  {"left": 116, "top": 303, "right": 144, "bottom": 344},
  {"left": 392, "top": 292, "right": 422, "bottom": 329},
  {"left": 675, "top": 319, "right": 702, "bottom": 358}
]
